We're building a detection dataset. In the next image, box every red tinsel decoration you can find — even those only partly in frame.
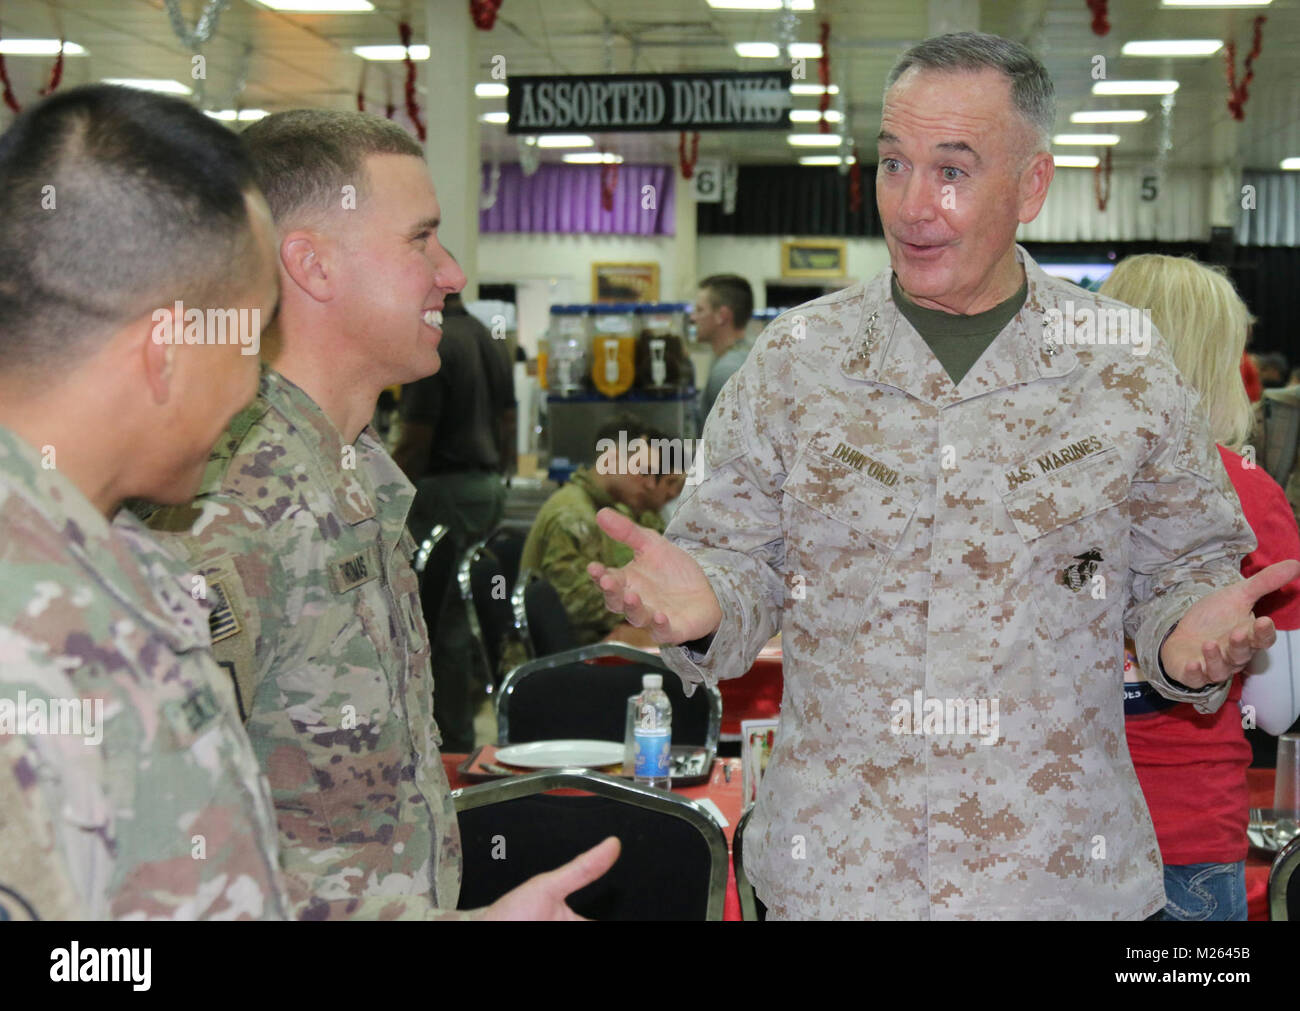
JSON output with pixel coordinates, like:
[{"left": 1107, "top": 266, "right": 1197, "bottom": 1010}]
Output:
[
  {"left": 471, "top": 0, "right": 503, "bottom": 30},
  {"left": 1085, "top": 0, "right": 1110, "bottom": 37},
  {"left": 1094, "top": 147, "right": 1113, "bottom": 212},
  {"left": 356, "top": 66, "right": 397, "bottom": 120},
  {"left": 399, "top": 21, "right": 426, "bottom": 141},
  {"left": 848, "top": 143, "right": 863, "bottom": 215},
  {"left": 1225, "top": 16, "right": 1266, "bottom": 122},
  {"left": 678, "top": 131, "right": 700, "bottom": 179},
  {"left": 600, "top": 158, "right": 619, "bottom": 212},
  {"left": 0, "top": 30, "right": 66, "bottom": 114},
  {"left": 817, "top": 20, "right": 831, "bottom": 132}
]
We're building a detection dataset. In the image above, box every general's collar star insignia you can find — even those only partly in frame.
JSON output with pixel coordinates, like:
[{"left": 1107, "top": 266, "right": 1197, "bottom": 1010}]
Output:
[
  {"left": 1040, "top": 314, "right": 1062, "bottom": 356},
  {"left": 857, "top": 310, "right": 880, "bottom": 361}
]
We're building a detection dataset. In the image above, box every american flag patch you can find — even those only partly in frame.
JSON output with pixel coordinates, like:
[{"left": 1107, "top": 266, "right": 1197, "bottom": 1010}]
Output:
[{"left": 207, "top": 579, "right": 242, "bottom": 644}]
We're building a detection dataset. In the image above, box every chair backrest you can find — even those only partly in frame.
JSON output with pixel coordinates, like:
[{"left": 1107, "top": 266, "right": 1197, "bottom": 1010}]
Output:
[
  {"left": 414, "top": 524, "right": 454, "bottom": 642},
  {"left": 453, "top": 769, "right": 728, "bottom": 920},
  {"left": 496, "top": 643, "right": 721, "bottom": 753},
  {"left": 511, "top": 569, "right": 577, "bottom": 659},
  {"left": 732, "top": 804, "right": 768, "bottom": 921},
  {"left": 485, "top": 523, "right": 530, "bottom": 595},
  {"left": 1269, "top": 833, "right": 1300, "bottom": 921},
  {"left": 458, "top": 542, "right": 514, "bottom": 682}
]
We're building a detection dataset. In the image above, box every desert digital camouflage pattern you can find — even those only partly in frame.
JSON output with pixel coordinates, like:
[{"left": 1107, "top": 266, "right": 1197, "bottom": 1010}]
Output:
[
  {"left": 0, "top": 425, "right": 288, "bottom": 920},
  {"left": 660, "top": 246, "right": 1256, "bottom": 920},
  {"left": 144, "top": 368, "right": 461, "bottom": 914},
  {"left": 520, "top": 466, "right": 666, "bottom": 645}
]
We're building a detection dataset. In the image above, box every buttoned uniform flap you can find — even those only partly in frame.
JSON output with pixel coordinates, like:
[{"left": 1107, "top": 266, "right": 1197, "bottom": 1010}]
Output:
[
  {"left": 781, "top": 436, "right": 920, "bottom": 551},
  {"left": 999, "top": 446, "right": 1130, "bottom": 543}
]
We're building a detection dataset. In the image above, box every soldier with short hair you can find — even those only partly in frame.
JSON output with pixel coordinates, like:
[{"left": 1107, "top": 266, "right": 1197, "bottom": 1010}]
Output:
[
  {"left": 144, "top": 109, "right": 615, "bottom": 919},
  {"left": 590, "top": 32, "right": 1300, "bottom": 919}
]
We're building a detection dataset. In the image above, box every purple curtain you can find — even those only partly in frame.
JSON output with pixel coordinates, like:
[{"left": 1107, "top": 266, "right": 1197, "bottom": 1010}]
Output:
[{"left": 479, "top": 163, "right": 675, "bottom": 236}]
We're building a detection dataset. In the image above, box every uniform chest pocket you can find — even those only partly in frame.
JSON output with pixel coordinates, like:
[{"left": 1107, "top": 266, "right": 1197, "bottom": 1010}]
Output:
[
  {"left": 999, "top": 448, "right": 1131, "bottom": 638},
  {"left": 780, "top": 443, "right": 920, "bottom": 617}
]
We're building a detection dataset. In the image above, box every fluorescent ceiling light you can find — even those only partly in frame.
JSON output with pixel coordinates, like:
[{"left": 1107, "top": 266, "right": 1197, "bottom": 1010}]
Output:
[
  {"left": 735, "top": 42, "right": 780, "bottom": 58},
  {"left": 1122, "top": 40, "right": 1222, "bottom": 56},
  {"left": 536, "top": 134, "right": 594, "bottom": 148},
  {"left": 1161, "top": 1, "right": 1270, "bottom": 7},
  {"left": 789, "top": 83, "right": 838, "bottom": 96},
  {"left": 475, "top": 82, "right": 509, "bottom": 98},
  {"left": 790, "top": 109, "right": 842, "bottom": 123},
  {"left": 563, "top": 152, "right": 624, "bottom": 164},
  {"left": 1071, "top": 110, "right": 1148, "bottom": 123},
  {"left": 207, "top": 109, "right": 269, "bottom": 122},
  {"left": 479, "top": 111, "right": 509, "bottom": 125},
  {"left": 1053, "top": 133, "right": 1120, "bottom": 145},
  {"left": 103, "top": 78, "right": 193, "bottom": 95},
  {"left": 1281, "top": 157, "right": 1300, "bottom": 171},
  {"left": 708, "top": 1, "right": 815, "bottom": 10},
  {"left": 787, "top": 133, "right": 843, "bottom": 147},
  {"left": 1054, "top": 155, "right": 1100, "bottom": 168},
  {"left": 0, "top": 39, "right": 86, "bottom": 56},
  {"left": 353, "top": 44, "right": 429, "bottom": 60},
  {"left": 250, "top": 0, "right": 375, "bottom": 10},
  {"left": 788, "top": 43, "right": 823, "bottom": 59},
  {"left": 1092, "top": 80, "right": 1179, "bottom": 95},
  {"left": 798, "top": 155, "right": 854, "bottom": 166}
]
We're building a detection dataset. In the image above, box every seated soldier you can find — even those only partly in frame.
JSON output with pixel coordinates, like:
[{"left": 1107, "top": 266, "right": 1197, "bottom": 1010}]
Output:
[{"left": 521, "top": 417, "right": 685, "bottom": 645}]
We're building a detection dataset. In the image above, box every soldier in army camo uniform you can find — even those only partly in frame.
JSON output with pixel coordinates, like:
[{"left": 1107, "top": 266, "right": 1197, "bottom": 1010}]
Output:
[
  {"left": 589, "top": 34, "right": 1300, "bottom": 919},
  {"left": 145, "top": 110, "right": 617, "bottom": 919},
  {"left": 0, "top": 86, "right": 287, "bottom": 920},
  {"left": 521, "top": 417, "right": 686, "bottom": 645}
]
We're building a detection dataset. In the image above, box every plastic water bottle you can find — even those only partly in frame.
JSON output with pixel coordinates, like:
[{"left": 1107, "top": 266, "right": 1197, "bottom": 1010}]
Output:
[{"left": 633, "top": 674, "right": 672, "bottom": 789}]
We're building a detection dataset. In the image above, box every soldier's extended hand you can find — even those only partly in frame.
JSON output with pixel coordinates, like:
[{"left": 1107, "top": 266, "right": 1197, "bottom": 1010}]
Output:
[
  {"left": 1159, "top": 560, "right": 1300, "bottom": 689},
  {"left": 587, "top": 507, "right": 722, "bottom": 645},
  {"left": 477, "top": 837, "right": 620, "bottom": 921}
]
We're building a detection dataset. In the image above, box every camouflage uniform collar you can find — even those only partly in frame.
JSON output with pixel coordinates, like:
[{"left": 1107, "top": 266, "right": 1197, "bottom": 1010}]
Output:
[
  {"left": 840, "top": 244, "right": 1079, "bottom": 402},
  {"left": 260, "top": 368, "right": 380, "bottom": 526},
  {"left": 0, "top": 425, "right": 205, "bottom": 651},
  {"left": 570, "top": 466, "right": 619, "bottom": 512}
]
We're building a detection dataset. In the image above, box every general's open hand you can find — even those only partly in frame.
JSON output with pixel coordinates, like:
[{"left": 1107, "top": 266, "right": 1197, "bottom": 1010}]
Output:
[
  {"left": 1158, "top": 560, "right": 1300, "bottom": 689},
  {"left": 476, "top": 837, "right": 620, "bottom": 921},
  {"left": 586, "top": 507, "right": 722, "bottom": 645}
]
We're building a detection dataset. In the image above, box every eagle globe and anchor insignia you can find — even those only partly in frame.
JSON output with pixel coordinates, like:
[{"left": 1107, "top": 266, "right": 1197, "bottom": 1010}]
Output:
[{"left": 1060, "top": 548, "right": 1103, "bottom": 591}]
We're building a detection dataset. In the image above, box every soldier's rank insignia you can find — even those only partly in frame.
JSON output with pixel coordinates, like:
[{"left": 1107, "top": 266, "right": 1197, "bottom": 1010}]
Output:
[
  {"left": 1059, "top": 548, "right": 1102, "bottom": 591},
  {"left": 207, "top": 579, "right": 242, "bottom": 643}
]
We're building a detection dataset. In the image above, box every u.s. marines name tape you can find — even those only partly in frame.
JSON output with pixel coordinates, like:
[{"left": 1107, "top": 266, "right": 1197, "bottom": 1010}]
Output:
[{"left": 506, "top": 71, "right": 792, "bottom": 134}]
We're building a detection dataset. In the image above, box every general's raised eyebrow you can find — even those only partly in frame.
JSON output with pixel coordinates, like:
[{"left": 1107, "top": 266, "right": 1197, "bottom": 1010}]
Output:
[
  {"left": 936, "top": 140, "right": 981, "bottom": 164},
  {"left": 407, "top": 216, "right": 440, "bottom": 238}
]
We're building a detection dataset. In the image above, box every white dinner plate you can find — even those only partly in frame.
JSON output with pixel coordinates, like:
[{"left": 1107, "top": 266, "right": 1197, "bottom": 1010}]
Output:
[{"left": 494, "top": 740, "right": 625, "bottom": 769}]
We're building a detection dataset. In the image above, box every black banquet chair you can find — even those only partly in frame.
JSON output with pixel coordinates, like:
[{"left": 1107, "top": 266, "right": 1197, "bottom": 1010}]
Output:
[
  {"left": 496, "top": 643, "right": 721, "bottom": 757},
  {"left": 733, "top": 805, "right": 767, "bottom": 921},
  {"left": 458, "top": 540, "right": 517, "bottom": 690},
  {"left": 510, "top": 568, "right": 577, "bottom": 659},
  {"left": 1269, "top": 833, "right": 1300, "bottom": 921},
  {"left": 484, "top": 522, "right": 531, "bottom": 597},
  {"left": 412, "top": 524, "right": 454, "bottom": 644},
  {"left": 453, "top": 768, "right": 728, "bottom": 920}
]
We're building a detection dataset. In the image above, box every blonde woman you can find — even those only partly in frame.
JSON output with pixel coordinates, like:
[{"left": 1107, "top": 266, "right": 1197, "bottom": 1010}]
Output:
[{"left": 1102, "top": 254, "right": 1300, "bottom": 920}]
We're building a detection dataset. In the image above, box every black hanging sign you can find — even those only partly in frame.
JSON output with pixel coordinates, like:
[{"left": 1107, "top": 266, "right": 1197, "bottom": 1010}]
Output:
[{"left": 506, "top": 71, "right": 792, "bottom": 134}]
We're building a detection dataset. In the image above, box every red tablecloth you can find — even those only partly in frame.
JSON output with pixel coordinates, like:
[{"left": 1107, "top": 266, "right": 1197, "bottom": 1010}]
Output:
[{"left": 443, "top": 752, "right": 746, "bottom": 920}]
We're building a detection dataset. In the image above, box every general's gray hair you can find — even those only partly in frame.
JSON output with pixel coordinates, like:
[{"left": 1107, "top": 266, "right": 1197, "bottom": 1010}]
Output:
[{"left": 884, "top": 32, "right": 1055, "bottom": 152}]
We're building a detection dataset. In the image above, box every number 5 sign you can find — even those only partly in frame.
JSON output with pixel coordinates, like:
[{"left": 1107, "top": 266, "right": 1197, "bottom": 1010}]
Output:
[{"left": 691, "top": 158, "right": 723, "bottom": 202}]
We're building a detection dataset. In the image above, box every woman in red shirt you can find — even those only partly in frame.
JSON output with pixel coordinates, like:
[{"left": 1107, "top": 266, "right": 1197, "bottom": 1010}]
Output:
[{"left": 1102, "top": 255, "right": 1300, "bottom": 921}]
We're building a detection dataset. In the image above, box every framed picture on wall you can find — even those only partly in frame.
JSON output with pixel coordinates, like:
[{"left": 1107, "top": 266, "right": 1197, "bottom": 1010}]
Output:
[
  {"left": 592, "top": 262, "right": 660, "bottom": 303},
  {"left": 781, "top": 239, "right": 846, "bottom": 279}
]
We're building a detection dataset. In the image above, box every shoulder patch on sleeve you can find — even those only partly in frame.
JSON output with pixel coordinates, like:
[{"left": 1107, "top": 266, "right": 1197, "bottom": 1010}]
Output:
[{"left": 207, "top": 578, "right": 242, "bottom": 644}]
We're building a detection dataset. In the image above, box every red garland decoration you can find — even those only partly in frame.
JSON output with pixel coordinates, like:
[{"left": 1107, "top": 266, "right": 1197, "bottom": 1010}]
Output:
[
  {"left": 1094, "top": 147, "right": 1113, "bottom": 212},
  {"left": 0, "top": 30, "right": 66, "bottom": 114},
  {"left": 817, "top": 20, "right": 832, "bottom": 132},
  {"left": 356, "top": 66, "right": 397, "bottom": 120},
  {"left": 848, "top": 143, "right": 863, "bottom": 215},
  {"left": 600, "top": 158, "right": 619, "bottom": 212},
  {"left": 1225, "top": 15, "right": 1266, "bottom": 122},
  {"left": 678, "top": 131, "right": 700, "bottom": 179},
  {"left": 399, "top": 21, "right": 426, "bottom": 141},
  {"left": 1085, "top": 0, "right": 1110, "bottom": 37},
  {"left": 470, "top": 0, "right": 503, "bottom": 31}
]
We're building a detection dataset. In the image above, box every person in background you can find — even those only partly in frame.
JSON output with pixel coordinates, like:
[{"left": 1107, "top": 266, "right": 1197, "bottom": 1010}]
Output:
[
  {"left": 1101, "top": 254, "right": 1300, "bottom": 921},
  {"left": 520, "top": 417, "right": 685, "bottom": 646},
  {"left": 1257, "top": 352, "right": 1290, "bottom": 391},
  {"left": 393, "top": 288, "right": 515, "bottom": 752},
  {"left": 691, "top": 273, "right": 754, "bottom": 426}
]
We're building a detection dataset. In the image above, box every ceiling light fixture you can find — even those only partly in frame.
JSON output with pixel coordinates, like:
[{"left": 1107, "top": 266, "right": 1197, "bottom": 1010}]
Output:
[{"left": 1092, "top": 80, "right": 1180, "bottom": 95}]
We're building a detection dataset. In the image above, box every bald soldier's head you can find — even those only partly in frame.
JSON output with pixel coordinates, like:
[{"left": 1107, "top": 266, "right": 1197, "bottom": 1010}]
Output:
[
  {"left": 876, "top": 32, "right": 1055, "bottom": 315},
  {"left": 239, "top": 110, "right": 465, "bottom": 441},
  {"left": 0, "top": 85, "right": 278, "bottom": 514}
]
